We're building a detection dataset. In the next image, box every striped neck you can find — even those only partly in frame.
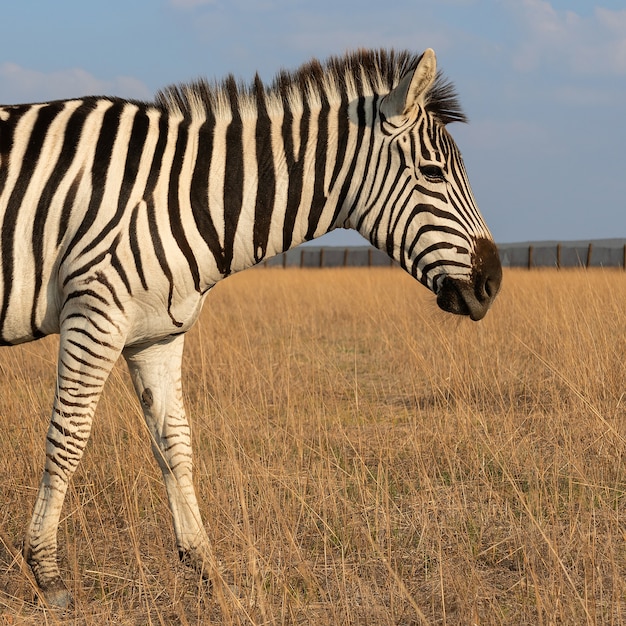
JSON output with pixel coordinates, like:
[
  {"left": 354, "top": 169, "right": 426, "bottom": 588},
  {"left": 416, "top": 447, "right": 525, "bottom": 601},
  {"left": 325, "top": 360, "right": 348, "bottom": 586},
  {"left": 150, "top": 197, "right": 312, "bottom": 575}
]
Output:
[
  {"left": 174, "top": 91, "right": 359, "bottom": 283},
  {"left": 153, "top": 52, "right": 429, "bottom": 282}
]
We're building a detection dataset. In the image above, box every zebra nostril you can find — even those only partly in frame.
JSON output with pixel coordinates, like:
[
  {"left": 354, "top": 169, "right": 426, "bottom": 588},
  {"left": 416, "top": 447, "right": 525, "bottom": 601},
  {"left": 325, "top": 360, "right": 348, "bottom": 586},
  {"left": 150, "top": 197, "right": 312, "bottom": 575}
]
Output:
[
  {"left": 483, "top": 276, "right": 496, "bottom": 299},
  {"left": 477, "top": 273, "right": 500, "bottom": 302}
]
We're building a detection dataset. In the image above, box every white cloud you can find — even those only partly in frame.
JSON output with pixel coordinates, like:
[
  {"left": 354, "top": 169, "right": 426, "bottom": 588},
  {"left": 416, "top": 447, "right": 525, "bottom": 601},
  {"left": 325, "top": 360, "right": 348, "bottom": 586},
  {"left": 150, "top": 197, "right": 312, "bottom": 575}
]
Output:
[
  {"left": 595, "top": 7, "right": 626, "bottom": 74},
  {"left": 510, "top": 1, "right": 626, "bottom": 76},
  {"left": 596, "top": 6, "right": 626, "bottom": 35},
  {"left": 0, "top": 63, "right": 153, "bottom": 104}
]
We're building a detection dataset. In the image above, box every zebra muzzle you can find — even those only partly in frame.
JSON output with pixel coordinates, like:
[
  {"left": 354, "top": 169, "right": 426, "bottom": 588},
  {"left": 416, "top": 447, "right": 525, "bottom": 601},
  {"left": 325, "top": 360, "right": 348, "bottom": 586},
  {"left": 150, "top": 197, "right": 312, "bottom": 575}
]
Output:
[{"left": 436, "top": 239, "right": 502, "bottom": 321}]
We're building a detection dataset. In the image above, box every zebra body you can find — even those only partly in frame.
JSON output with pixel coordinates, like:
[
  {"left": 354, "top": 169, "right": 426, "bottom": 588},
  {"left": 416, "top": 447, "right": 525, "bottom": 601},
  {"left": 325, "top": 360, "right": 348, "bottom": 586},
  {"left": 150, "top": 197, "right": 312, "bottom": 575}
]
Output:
[{"left": 0, "top": 49, "right": 501, "bottom": 606}]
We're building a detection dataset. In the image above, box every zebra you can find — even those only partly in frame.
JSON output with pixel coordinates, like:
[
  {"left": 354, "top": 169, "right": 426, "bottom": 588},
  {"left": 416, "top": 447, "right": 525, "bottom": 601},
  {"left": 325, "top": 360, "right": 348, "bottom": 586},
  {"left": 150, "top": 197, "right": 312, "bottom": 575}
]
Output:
[{"left": 0, "top": 48, "right": 501, "bottom": 607}]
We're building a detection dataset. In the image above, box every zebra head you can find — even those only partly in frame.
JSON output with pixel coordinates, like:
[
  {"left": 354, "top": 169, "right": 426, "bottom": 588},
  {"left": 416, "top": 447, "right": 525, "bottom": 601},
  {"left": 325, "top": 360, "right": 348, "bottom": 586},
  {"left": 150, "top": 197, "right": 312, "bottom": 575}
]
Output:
[{"left": 349, "top": 49, "right": 501, "bottom": 321}]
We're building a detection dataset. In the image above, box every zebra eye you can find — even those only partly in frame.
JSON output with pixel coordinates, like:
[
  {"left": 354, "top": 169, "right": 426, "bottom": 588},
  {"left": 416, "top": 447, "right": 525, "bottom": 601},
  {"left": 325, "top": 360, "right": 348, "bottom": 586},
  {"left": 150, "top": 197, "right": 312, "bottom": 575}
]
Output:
[{"left": 419, "top": 164, "right": 446, "bottom": 183}]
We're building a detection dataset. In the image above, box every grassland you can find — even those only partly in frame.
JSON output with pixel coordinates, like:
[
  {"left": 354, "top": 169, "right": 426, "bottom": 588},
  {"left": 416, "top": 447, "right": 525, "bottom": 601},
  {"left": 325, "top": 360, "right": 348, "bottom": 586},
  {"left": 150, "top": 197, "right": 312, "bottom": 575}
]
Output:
[{"left": 0, "top": 267, "right": 625, "bottom": 624}]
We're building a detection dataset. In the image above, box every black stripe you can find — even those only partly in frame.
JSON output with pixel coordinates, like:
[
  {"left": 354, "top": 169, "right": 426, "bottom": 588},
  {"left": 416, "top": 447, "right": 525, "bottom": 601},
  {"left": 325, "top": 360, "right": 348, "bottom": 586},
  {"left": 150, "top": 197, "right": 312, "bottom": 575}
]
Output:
[
  {"left": 78, "top": 106, "right": 148, "bottom": 257},
  {"left": 406, "top": 203, "right": 464, "bottom": 235},
  {"left": 58, "top": 395, "right": 91, "bottom": 409},
  {"left": 398, "top": 203, "right": 459, "bottom": 274},
  {"left": 416, "top": 257, "right": 471, "bottom": 283},
  {"left": 407, "top": 224, "right": 470, "bottom": 261},
  {"left": 48, "top": 421, "right": 74, "bottom": 441},
  {"left": 429, "top": 123, "right": 442, "bottom": 164},
  {"left": 448, "top": 189, "right": 475, "bottom": 232},
  {"left": 384, "top": 176, "right": 413, "bottom": 257},
  {"left": 0, "top": 106, "right": 29, "bottom": 198},
  {"left": 141, "top": 112, "right": 170, "bottom": 293},
  {"left": 448, "top": 156, "right": 480, "bottom": 231},
  {"left": 332, "top": 96, "right": 368, "bottom": 226},
  {"left": 253, "top": 75, "right": 275, "bottom": 262},
  {"left": 59, "top": 102, "right": 122, "bottom": 267},
  {"left": 60, "top": 354, "right": 108, "bottom": 379},
  {"left": 411, "top": 240, "right": 469, "bottom": 270},
  {"left": 59, "top": 385, "right": 100, "bottom": 399},
  {"left": 13, "top": 104, "right": 62, "bottom": 196},
  {"left": 145, "top": 112, "right": 168, "bottom": 197},
  {"left": 147, "top": 197, "right": 183, "bottom": 328},
  {"left": 129, "top": 205, "right": 148, "bottom": 290},
  {"left": 306, "top": 95, "right": 329, "bottom": 240},
  {"left": 59, "top": 374, "right": 103, "bottom": 390},
  {"left": 1, "top": 103, "right": 64, "bottom": 340},
  {"left": 63, "top": 242, "right": 119, "bottom": 287},
  {"left": 31, "top": 102, "right": 94, "bottom": 335},
  {"left": 414, "top": 183, "right": 448, "bottom": 203},
  {"left": 281, "top": 96, "right": 309, "bottom": 250},
  {"left": 67, "top": 326, "right": 117, "bottom": 350},
  {"left": 409, "top": 131, "right": 418, "bottom": 170},
  {"left": 66, "top": 338, "right": 110, "bottom": 361},
  {"left": 222, "top": 77, "right": 244, "bottom": 275},
  {"left": 168, "top": 121, "right": 201, "bottom": 291},
  {"left": 328, "top": 91, "right": 349, "bottom": 193},
  {"left": 190, "top": 105, "right": 225, "bottom": 271},
  {"left": 63, "top": 347, "right": 111, "bottom": 371},
  {"left": 357, "top": 130, "right": 400, "bottom": 238},
  {"left": 57, "top": 172, "right": 82, "bottom": 247},
  {"left": 143, "top": 113, "right": 183, "bottom": 327},
  {"left": 418, "top": 119, "right": 431, "bottom": 161},
  {"left": 104, "top": 239, "right": 133, "bottom": 296},
  {"left": 280, "top": 107, "right": 294, "bottom": 248},
  {"left": 50, "top": 418, "right": 90, "bottom": 437},
  {"left": 346, "top": 96, "right": 380, "bottom": 229},
  {"left": 90, "top": 269, "right": 124, "bottom": 311},
  {"left": 63, "top": 288, "right": 109, "bottom": 306},
  {"left": 45, "top": 449, "right": 72, "bottom": 472}
]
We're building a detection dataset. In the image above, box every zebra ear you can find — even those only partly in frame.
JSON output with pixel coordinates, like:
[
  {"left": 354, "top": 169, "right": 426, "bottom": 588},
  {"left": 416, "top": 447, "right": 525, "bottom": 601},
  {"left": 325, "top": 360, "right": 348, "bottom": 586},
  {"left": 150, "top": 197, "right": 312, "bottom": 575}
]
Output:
[{"left": 380, "top": 48, "right": 437, "bottom": 122}]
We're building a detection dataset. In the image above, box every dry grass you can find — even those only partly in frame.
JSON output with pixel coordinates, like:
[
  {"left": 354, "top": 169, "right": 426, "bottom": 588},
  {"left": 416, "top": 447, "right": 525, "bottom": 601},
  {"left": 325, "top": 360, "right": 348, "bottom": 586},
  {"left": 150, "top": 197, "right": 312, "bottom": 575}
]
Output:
[{"left": 0, "top": 267, "right": 625, "bottom": 624}]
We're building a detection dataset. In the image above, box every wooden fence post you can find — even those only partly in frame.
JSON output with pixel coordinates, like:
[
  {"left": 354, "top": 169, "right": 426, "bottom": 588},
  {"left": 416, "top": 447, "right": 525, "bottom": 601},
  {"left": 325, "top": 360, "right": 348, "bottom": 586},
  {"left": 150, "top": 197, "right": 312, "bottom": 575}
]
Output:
[
  {"left": 528, "top": 245, "right": 533, "bottom": 270},
  {"left": 556, "top": 243, "right": 561, "bottom": 269},
  {"left": 586, "top": 243, "right": 593, "bottom": 268}
]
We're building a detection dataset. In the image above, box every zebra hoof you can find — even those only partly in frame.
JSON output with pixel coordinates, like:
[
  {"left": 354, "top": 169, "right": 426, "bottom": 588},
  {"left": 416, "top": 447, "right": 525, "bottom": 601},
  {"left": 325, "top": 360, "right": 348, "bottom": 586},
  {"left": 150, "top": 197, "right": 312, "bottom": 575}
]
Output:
[
  {"left": 38, "top": 580, "right": 73, "bottom": 609},
  {"left": 178, "top": 550, "right": 244, "bottom": 600},
  {"left": 179, "top": 548, "right": 213, "bottom": 581}
]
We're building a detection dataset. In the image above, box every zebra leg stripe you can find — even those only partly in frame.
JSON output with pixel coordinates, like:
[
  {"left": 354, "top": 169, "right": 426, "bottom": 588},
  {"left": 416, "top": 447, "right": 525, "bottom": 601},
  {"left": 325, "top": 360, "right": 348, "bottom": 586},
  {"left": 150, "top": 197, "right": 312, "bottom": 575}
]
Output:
[
  {"left": 123, "top": 335, "right": 215, "bottom": 577},
  {"left": 23, "top": 309, "right": 125, "bottom": 607}
]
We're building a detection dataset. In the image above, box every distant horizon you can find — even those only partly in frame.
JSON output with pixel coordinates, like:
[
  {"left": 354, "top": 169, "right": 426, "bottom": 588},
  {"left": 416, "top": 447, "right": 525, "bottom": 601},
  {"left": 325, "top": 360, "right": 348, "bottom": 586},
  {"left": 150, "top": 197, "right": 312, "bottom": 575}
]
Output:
[{"left": 303, "top": 230, "right": 626, "bottom": 249}]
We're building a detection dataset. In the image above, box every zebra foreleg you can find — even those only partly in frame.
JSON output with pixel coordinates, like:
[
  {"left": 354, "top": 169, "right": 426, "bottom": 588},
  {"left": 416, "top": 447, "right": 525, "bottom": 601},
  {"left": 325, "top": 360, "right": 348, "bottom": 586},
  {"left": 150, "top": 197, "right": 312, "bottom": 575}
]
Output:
[
  {"left": 123, "top": 335, "right": 216, "bottom": 580},
  {"left": 24, "top": 317, "right": 124, "bottom": 607}
]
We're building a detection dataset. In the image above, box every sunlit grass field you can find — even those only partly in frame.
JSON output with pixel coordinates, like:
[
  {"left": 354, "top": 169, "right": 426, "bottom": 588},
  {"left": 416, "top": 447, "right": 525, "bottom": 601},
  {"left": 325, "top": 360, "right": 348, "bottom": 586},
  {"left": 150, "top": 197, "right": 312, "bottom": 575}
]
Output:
[{"left": 0, "top": 267, "right": 625, "bottom": 624}]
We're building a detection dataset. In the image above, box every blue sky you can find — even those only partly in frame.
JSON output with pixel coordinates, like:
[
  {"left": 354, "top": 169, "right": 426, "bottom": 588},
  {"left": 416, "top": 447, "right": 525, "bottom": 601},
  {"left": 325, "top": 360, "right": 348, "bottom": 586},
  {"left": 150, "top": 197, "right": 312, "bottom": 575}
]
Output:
[{"left": 1, "top": 0, "right": 625, "bottom": 245}]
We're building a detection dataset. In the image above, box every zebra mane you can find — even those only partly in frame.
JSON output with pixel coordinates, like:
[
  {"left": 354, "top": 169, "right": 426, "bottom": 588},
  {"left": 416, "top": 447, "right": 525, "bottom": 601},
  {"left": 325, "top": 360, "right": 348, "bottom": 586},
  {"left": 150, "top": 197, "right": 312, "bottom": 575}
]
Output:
[{"left": 154, "top": 49, "right": 467, "bottom": 126}]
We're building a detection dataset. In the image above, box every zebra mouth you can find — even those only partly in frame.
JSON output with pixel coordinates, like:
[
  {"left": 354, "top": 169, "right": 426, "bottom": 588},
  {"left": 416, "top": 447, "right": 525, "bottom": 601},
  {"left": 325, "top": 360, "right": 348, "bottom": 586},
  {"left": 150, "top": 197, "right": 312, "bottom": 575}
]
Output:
[
  {"left": 435, "top": 240, "right": 502, "bottom": 321},
  {"left": 437, "top": 277, "right": 481, "bottom": 320}
]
